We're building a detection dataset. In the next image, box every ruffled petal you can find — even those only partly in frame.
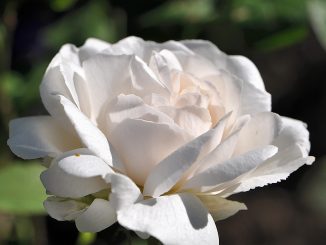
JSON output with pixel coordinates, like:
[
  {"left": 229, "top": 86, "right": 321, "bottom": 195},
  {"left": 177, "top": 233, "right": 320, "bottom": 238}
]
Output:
[
  {"left": 215, "top": 144, "right": 314, "bottom": 197},
  {"left": 181, "top": 40, "right": 266, "bottom": 91},
  {"left": 106, "top": 94, "right": 174, "bottom": 131},
  {"left": 129, "top": 55, "right": 169, "bottom": 97},
  {"left": 273, "top": 116, "right": 311, "bottom": 154},
  {"left": 143, "top": 113, "right": 231, "bottom": 197},
  {"left": 117, "top": 193, "right": 219, "bottom": 245},
  {"left": 106, "top": 173, "right": 143, "bottom": 211},
  {"left": 182, "top": 145, "right": 278, "bottom": 192},
  {"left": 75, "top": 199, "right": 117, "bottom": 232}
]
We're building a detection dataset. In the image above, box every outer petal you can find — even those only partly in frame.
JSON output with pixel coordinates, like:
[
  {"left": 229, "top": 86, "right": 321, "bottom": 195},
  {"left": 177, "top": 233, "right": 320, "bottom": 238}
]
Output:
[
  {"left": 273, "top": 116, "right": 311, "bottom": 154},
  {"left": 79, "top": 38, "right": 111, "bottom": 62},
  {"left": 216, "top": 144, "right": 314, "bottom": 197},
  {"left": 197, "top": 195, "right": 247, "bottom": 221},
  {"left": 106, "top": 173, "right": 143, "bottom": 211},
  {"left": 182, "top": 145, "right": 278, "bottom": 192},
  {"left": 103, "top": 36, "right": 193, "bottom": 63},
  {"left": 75, "top": 199, "right": 117, "bottom": 232},
  {"left": 234, "top": 112, "right": 282, "bottom": 155},
  {"left": 180, "top": 40, "right": 266, "bottom": 91},
  {"left": 41, "top": 150, "right": 112, "bottom": 198},
  {"left": 44, "top": 196, "right": 87, "bottom": 221},
  {"left": 8, "top": 116, "right": 80, "bottom": 159},
  {"left": 118, "top": 193, "right": 219, "bottom": 245},
  {"left": 58, "top": 95, "right": 112, "bottom": 164},
  {"left": 210, "top": 116, "right": 314, "bottom": 196},
  {"left": 238, "top": 76, "right": 271, "bottom": 114},
  {"left": 143, "top": 113, "right": 231, "bottom": 197}
]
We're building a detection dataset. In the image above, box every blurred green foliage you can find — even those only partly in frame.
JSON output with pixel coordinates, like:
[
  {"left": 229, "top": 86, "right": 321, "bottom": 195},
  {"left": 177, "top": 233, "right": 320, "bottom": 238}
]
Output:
[
  {"left": 308, "top": 0, "right": 326, "bottom": 50},
  {"left": 0, "top": 163, "right": 46, "bottom": 214},
  {"left": 0, "top": 0, "right": 325, "bottom": 244}
]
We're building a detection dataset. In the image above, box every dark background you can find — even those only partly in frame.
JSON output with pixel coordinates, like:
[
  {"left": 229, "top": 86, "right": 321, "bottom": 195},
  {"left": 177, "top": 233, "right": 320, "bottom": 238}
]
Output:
[{"left": 0, "top": 0, "right": 325, "bottom": 244}]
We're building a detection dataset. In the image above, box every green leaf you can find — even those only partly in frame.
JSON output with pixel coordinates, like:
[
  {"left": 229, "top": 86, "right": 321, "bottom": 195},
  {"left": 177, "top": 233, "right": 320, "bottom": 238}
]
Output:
[
  {"left": 140, "top": 0, "right": 216, "bottom": 27},
  {"left": 300, "top": 157, "right": 326, "bottom": 217},
  {"left": 43, "top": 0, "right": 123, "bottom": 50},
  {"left": 255, "top": 26, "right": 308, "bottom": 52},
  {"left": 77, "top": 232, "right": 96, "bottom": 245},
  {"left": 308, "top": 0, "right": 326, "bottom": 50},
  {"left": 0, "top": 162, "right": 47, "bottom": 215},
  {"left": 231, "top": 0, "right": 307, "bottom": 25},
  {"left": 50, "top": 0, "right": 79, "bottom": 12}
]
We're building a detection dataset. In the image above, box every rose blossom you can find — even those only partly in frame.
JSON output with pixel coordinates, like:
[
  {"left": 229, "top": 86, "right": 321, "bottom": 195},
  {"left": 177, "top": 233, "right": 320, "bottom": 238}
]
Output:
[{"left": 8, "top": 36, "right": 314, "bottom": 244}]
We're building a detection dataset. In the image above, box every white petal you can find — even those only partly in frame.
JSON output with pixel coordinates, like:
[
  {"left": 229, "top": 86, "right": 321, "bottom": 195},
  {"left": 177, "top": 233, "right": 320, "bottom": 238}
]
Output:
[
  {"left": 228, "top": 55, "right": 265, "bottom": 91},
  {"left": 75, "top": 199, "right": 117, "bottom": 232},
  {"left": 143, "top": 113, "right": 231, "bottom": 197},
  {"left": 58, "top": 95, "right": 112, "bottom": 164},
  {"left": 73, "top": 73, "right": 92, "bottom": 120},
  {"left": 273, "top": 116, "right": 311, "bottom": 154},
  {"left": 106, "top": 173, "right": 143, "bottom": 211},
  {"left": 103, "top": 36, "right": 193, "bottom": 63},
  {"left": 239, "top": 77, "right": 271, "bottom": 114},
  {"left": 82, "top": 54, "right": 132, "bottom": 119},
  {"left": 44, "top": 196, "right": 87, "bottom": 221},
  {"left": 118, "top": 193, "right": 219, "bottom": 245},
  {"left": 197, "top": 195, "right": 247, "bottom": 221},
  {"left": 183, "top": 145, "right": 278, "bottom": 191},
  {"left": 204, "top": 72, "right": 242, "bottom": 126},
  {"left": 218, "top": 144, "right": 314, "bottom": 196},
  {"left": 79, "top": 38, "right": 111, "bottom": 62},
  {"left": 109, "top": 118, "right": 189, "bottom": 186},
  {"left": 8, "top": 116, "right": 80, "bottom": 159},
  {"left": 41, "top": 150, "right": 112, "bottom": 198},
  {"left": 181, "top": 40, "right": 266, "bottom": 91},
  {"left": 149, "top": 50, "right": 182, "bottom": 92},
  {"left": 158, "top": 105, "right": 212, "bottom": 137},
  {"left": 40, "top": 66, "right": 77, "bottom": 132},
  {"left": 129, "top": 55, "right": 169, "bottom": 97},
  {"left": 234, "top": 112, "right": 282, "bottom": 155},
  {"left": 106, "top": 94, "right": 174, "bottom": 130}
]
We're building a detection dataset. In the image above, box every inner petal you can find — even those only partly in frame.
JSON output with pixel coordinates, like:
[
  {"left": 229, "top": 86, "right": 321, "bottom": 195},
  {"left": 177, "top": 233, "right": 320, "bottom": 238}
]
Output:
[
  {"left": 108, "top": 118, "right": 190, "bottom": 186},
  {"left": 158, "top": 105, "right": 212, "bottom": 137}
]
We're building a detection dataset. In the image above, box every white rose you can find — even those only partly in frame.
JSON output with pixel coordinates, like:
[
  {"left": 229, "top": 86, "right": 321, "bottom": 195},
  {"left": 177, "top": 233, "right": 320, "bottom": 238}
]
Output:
[{"left": 8, "top": 37, "right": 314, "bottom": 245}]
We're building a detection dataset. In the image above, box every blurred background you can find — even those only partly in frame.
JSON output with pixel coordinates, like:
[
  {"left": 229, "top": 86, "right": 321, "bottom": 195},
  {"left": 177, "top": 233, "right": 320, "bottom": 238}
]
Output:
[{"left": 0, "top": 0, "right": 325, "bottom": 244}]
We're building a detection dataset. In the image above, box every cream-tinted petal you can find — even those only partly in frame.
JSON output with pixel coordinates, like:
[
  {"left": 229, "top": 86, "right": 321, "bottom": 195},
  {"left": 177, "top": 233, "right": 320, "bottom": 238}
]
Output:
[{"left": 109, "top": 118, "right": 189, "bottom": 186}]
